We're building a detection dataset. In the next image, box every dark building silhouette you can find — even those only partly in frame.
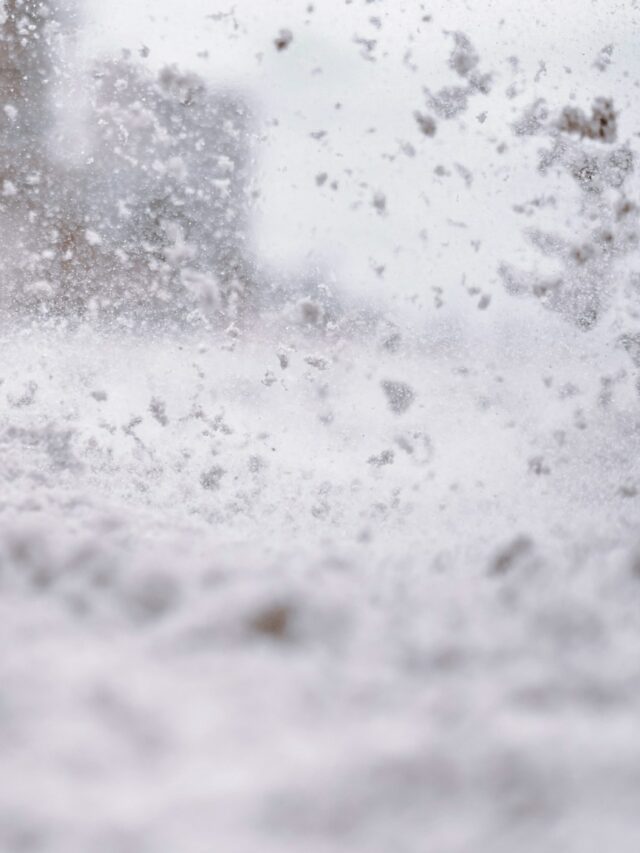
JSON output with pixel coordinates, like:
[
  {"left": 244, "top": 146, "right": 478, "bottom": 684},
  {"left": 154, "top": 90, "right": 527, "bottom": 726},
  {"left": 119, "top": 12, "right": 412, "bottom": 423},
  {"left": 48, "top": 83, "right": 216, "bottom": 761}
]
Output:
[{"left": 0, "top": 0, "right": 255, "bottom": 326}]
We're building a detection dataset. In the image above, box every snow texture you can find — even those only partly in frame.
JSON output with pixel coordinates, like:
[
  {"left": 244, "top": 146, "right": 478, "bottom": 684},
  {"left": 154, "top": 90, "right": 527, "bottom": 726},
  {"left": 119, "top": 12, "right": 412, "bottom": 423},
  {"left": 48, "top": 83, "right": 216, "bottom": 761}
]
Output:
[{"left": 2, "top": 1, "right": 640, "bottom": 851}]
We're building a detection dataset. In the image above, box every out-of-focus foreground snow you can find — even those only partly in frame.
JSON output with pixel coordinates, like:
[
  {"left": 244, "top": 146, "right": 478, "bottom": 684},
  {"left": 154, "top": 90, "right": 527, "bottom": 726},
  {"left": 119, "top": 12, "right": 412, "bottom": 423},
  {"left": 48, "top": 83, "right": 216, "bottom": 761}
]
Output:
[
  {"left": 4, "top": 0, "right": 640, "bottom": 850},
  {"left": 3, "top": 319, "right": 640, "bottom": 852}
]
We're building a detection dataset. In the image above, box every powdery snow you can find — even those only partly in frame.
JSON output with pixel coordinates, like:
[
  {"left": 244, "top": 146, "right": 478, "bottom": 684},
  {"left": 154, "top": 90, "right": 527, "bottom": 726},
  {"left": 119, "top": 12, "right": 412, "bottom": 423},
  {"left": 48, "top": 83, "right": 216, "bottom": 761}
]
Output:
[{"left": 2, "top": 318, "right": 640, "bottom": 852}]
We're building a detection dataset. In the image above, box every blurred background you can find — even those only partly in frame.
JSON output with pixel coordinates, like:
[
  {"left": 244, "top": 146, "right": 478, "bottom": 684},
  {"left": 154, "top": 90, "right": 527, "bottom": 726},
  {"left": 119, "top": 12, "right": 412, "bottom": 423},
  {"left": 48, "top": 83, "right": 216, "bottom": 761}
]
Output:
[{"left": 76, "top": 0, "right": 640, "bottom": 328}]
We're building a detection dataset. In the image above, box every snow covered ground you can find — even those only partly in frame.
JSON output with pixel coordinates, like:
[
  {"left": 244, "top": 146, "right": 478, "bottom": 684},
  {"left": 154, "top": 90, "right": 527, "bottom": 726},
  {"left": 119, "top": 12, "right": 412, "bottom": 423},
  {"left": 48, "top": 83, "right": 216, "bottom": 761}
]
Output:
[{"left": 3, "top": 313, "right": 640, "bottom": 852}]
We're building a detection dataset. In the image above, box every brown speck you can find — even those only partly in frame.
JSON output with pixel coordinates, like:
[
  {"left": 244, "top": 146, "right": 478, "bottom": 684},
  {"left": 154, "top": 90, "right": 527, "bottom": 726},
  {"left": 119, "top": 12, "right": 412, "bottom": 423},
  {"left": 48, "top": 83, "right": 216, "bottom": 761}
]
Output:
[
  {"left": 490, "top": 535, "right": 534, "bottom": 575},
  {"left": 414, "top": 111, "right": 437, "bottom": 137},
  {"left": 274, "top": 29, "right": 293, "bottom": 51},
  {"left": 249, "top": 602, "right": 294, "bottom": 639}
]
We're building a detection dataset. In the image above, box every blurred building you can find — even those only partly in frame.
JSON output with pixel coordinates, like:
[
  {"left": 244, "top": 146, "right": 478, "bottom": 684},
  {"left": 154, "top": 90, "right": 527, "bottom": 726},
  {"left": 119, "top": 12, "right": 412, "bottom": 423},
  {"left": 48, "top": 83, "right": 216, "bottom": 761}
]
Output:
[{"left": 0, "top": 0, "right": 255, "bottom": 326}]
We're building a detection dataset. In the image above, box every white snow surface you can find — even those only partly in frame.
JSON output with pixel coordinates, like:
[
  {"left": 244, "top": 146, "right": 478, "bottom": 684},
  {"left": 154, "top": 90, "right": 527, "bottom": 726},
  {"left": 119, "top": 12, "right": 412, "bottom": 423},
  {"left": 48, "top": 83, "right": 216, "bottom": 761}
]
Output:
[
  {"left": 3, "top": 317, "right": 640, "bottom": 852},
  {"left": 3, "top": 1, "right": 640, "bottom": 848}
]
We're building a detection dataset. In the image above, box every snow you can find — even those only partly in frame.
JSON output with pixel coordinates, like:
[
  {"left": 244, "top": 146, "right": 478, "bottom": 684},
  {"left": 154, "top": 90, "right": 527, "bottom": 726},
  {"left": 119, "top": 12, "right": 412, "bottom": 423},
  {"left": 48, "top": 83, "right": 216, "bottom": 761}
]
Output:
[
  {"left": 3, "top": 0, "right": 640, "bottom": 850},
  {"left": 2, "top": 314, "right": 640, "bottom": 851}
]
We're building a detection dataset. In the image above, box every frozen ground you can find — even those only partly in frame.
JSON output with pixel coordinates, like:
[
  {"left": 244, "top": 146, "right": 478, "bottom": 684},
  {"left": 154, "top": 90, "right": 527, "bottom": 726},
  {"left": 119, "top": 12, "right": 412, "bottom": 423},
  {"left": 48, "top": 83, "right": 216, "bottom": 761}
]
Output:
[{"left": 3, "top": 314, "right": 640, "bottom": 852}]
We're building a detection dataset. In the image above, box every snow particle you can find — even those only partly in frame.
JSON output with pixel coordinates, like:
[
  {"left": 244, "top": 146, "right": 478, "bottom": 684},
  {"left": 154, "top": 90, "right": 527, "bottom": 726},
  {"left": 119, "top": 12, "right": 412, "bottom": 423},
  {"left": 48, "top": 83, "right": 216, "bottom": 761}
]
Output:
[
  {"left": 381, "top": 380, "right": 415, "bottom": 414},
  {"left": 200, "top": 466, "right": 226, "bottom": 490},
  {"left": 274, "top": 29, "right": 293, "bottom": 51},
  {"left": 414, "top": 111, "right": 437, "bottom": 137}
]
